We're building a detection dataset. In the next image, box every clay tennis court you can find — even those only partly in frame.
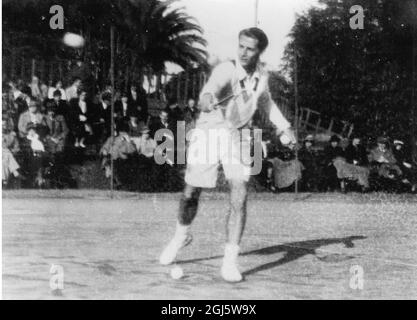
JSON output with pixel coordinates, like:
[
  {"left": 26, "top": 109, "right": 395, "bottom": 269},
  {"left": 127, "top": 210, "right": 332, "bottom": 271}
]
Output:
[{"left": 2, "top": 190, "right": 417, "bottom": 299}]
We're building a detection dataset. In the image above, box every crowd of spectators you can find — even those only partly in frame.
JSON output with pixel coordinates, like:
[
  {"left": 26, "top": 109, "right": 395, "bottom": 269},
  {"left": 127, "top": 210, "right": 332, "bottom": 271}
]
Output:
[
  {"left": 263, "top": 134, "right": 417, "bottom": 193},
  {"left": 2, "top": 75, "right": 416, "bottom": 193}
]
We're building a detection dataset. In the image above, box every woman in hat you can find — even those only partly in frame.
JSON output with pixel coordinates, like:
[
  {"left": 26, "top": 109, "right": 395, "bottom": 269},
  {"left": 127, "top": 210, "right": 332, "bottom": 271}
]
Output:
[
  {"left": 333, "top": 135, "right": 370, "bottom": 192},
  {"left": 369, "top": 136, "right": 402, "bottom": 180}
]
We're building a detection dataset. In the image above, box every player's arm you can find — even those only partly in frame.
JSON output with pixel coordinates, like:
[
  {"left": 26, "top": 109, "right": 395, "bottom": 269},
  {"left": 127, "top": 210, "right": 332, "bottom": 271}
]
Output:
[
  {"left": 198, "top": 62, "right": 233, "bottom": 112},
  {"left": 263, "top": 90, "right": 296, "bottom": 145}
]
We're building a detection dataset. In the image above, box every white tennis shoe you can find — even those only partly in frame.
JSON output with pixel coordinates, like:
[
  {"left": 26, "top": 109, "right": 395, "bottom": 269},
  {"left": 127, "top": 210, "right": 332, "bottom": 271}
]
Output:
[{"left": 221, "top": 244, "right": 243, "bottom": 282}]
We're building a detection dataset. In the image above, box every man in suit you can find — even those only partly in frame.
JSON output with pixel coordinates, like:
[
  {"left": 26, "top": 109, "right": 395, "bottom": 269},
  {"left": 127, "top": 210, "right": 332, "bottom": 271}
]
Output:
[
  {"left": 94, "top": 92, "right": 113, "bottom": 144},
  {"left": 129, "top": 84, "right": 148, "bottom": 120},
  {"left": 115, "top": 92, "right": 132, "bottom": 127},
  {"left": 45, "top": 103, "right": 69, "bottom": 156},
  {"left": 50, "top": 89, "right": 69, "bottom": 121}
]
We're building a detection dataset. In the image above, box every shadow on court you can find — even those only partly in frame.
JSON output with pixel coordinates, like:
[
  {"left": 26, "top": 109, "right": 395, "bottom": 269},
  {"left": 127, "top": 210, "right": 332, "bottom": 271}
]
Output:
[{"left": 177, "top": 235, "right": 367, "bottom": 277}]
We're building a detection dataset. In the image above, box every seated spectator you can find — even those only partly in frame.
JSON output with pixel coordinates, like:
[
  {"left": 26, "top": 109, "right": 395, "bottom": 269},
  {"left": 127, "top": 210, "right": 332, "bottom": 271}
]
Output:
[
  {"left": 329, "top": 135, "right": 370, "bottom": 192},
  {"left": 115, "top": 92, "right": 132, "bottom": 122},
  {"left": 69, "top": 90, "right": 94, "bottom": 148},
  {"left": 127, "top": 112, "right": 145, "bottom": 138},
  {"left": 24, "top": 124, "right": 47, "bottom": 187},
  {"left": 14, "top": 85, "right": 32, "bottom": 116},
  {"left": 93, "top": 92, "right": 113, "bottom": 144},
  {"left": 345, "top": 135, "right": 368, "bottom": 166},
  {"left": 49, "top": 89, "right": 69, "bottom": 120},
  {"left": 150, "top": 110, "right": 174, "bottom": 138},
  {"left": 133, "top": 126, "right": 157, "bottom": 165},
  {"left": 183, "top": 98, "right": 199, "bottom": 135},
  {"left": 45, "top": 104, "right": 69, "bottom": 156},
  {"left": 267, "top": 145, "right": 304, "bottom": 191},
  {"left": 99, "top": 123, "right": 137, "bottom": 185},
  {"left": 298, "top": 135, "right": 320, "bottom": 191},
  {"left": 2, "top": 118, "right": 24, "bottom": 187},
  {"left": 48, "top": 80, "right": 67, "bottom": 100},
  {"left": 369, "top": 136, "right": 402, "bottom": 179},
  {"left": 393, "top": 139, "right": 417, "bottom": 192},
  {"left": 18, "top": 99, "right": 47, "bottom": 139},
  {"left": 323, "top": 135, "right": 345, "bottom": 191}
]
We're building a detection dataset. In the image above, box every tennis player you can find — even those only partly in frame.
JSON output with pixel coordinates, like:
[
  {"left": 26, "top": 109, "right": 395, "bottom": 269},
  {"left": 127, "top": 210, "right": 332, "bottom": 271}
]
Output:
[{"left": 160, "top": 27, "right": 296, "bottom": 282}]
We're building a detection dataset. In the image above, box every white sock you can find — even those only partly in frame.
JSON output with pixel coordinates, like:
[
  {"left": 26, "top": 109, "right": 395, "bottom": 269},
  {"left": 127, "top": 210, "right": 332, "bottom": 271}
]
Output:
[
  {"left": 224, "top": 243, "right": 240, "bottom": 263},
  {"left": 174, "top": 222, "right": 190, "bottom": 239}
]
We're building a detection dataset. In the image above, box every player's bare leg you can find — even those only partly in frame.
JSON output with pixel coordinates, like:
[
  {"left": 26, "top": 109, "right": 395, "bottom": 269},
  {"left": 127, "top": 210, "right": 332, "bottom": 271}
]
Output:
[
  {"left": 221, "top": 179, "right": 248, "bottom": 282},
  {"left": 159, "top": 184, "right": 201, "bottom": 265}
]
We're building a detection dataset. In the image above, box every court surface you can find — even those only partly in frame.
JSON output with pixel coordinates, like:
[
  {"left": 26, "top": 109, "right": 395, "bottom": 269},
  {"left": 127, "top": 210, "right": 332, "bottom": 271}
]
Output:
[{"left": 2, "top": 190, "right": 417, "bottom": 299}]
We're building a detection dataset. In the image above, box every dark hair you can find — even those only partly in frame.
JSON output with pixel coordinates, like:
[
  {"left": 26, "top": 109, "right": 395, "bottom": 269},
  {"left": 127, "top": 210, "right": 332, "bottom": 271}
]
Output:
[{"left": 239, "top": 27, "right": 269, "bottom": 52}]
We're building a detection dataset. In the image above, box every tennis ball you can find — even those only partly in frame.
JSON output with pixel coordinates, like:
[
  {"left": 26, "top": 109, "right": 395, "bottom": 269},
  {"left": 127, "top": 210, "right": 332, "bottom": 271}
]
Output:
[
  {"left": 170, "top": 266, "right": 184, "bottom": 279},
  {"left": 63, "top": 32, "right": 85, "bottom": 48}
]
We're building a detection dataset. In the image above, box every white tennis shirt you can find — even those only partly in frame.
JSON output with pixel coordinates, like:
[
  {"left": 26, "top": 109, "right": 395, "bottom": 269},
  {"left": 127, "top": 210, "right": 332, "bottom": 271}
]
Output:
[{"left": 199, "top": 60, "right": 291, "bottom": 132}]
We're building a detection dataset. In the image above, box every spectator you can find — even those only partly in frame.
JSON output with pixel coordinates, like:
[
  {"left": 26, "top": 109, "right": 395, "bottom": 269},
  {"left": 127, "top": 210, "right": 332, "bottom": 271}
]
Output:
[
  {"left": 48, "top": 80, "right": 67, "bottom": 100},
  {"left": 267, "top": 145, "right": 304, "bottom": 191},
  {"left": 165, "top": 97, "right": 183, "bottom": 123},
  {"left": 65, "top": 77, "right": 82, "bottom": 102},
  {"left": 129, "top": 84, "right": 148, "bottom": 119},
  {"left": 18, "top": 99, "right": 47, "bottom": 139},
  {"left": 133, "top": 126, "right": 157, "bottom": 164},
  {"left": 50, "top": 89, "right": 69, "bottom": 120},
  {"left": 68, "top": 60, "right": 94, "bottom": 96},
  {"left": 333, "top": 135, "right": 370, "bottom": 192},
  {"left": 45, "top": 104, "right": 69, "bottom": 156},
  {"left": 115, "top": 92, "right": 132, "bottom": 126},
  {"left": 2, "top": 118, "right": 23, "bottom": 187},
  {"left": 323, "top": 135, "right": 345, "bottom": 191},
  {"left": 93, "top": 92, "right": 113, "bottom": 144},
  {"left": 183, "top": 98, "right": 199, "bottom": 134},
  {"left": 369, "top": 136, "right": 402, "bottom": 179},
  {"left": 150, "top": 110, "right": 173, "bottom": 138},
  {"left": 14, "top": 85, "right": 32, "bottom": 116},
  {"left": 393, "top": 139, "right": 417, "bottom": 192},
  {"left": 24, "top": 124, "right": 47, "bottom": 187},
  {"left": 69, "top": 90, "right": 94, "bottom": 148},
  {"left": 345, "top": 135, "right": 368, "bottom": 166},
  {"left": 299, "top": 135, "right": 320, "bottom": 191},
  {"left": 99, "top": 123, "right": 137, "bottom": 185},
  {"left": 127, "top": 112, "right": 145, "bottom": 138}
]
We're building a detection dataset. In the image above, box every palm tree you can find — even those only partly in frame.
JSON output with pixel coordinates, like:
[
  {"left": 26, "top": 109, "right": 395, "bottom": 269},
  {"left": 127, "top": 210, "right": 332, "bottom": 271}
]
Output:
[{"left": 3, "top": 0, "right": 208, "bottom": 86}]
